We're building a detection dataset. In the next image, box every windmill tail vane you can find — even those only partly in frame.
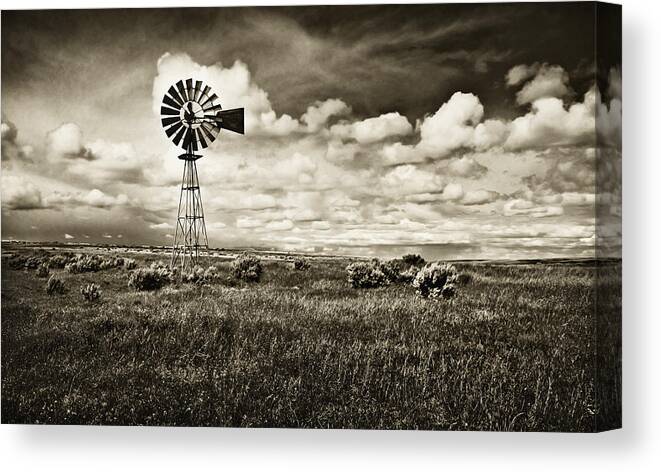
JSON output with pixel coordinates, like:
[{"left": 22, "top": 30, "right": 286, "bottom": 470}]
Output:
[{"left": 160, "top": 78, "right": 244, "bottom": 272}]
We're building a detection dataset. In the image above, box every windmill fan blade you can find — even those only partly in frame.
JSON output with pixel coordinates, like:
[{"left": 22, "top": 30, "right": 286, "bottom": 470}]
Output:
[
  {"left": 176, "top": 80, "right": 188, "bottom": 102},
  {"left": 161, "top": 105, "right": 180, "bottom": 116},
  {"left": 173, "top": 126, "right": 186, "bottom": 146},
  {"left": 161, "top": 116, "right": 181, "bottom": 127},
  {"left": 168, "top": 86, "right": 184, "bottom": 106},
  {"left": 201, "top": 122, "right": 216, "bottom": 142},
  {"left": 191, "top": 132, "right": 199, "bottom": 152},
  {"left": 182, "top": 128, "right": 193, "bottom": 149},
  {"left": 201, "top": 93, "right": 217, "bottom": 108},
  {"left": 165, "top": 121, "right": 183, "bottom": 138},
  {"left": 195, "top": 128, "right": 208, "bottom": 149},
  {"left": 185, "top": 79, "right": 194, "bottom": 102},
  {"left": 215, "top": 108, "right": 245, "bottom": 135},
  {"left": 194, "top": 80, "right": 202, "bottom": 102},
  {"left": 203, "top": 103, "right": 223, "bottom": 113},
  {"left": 162, "top": 94, "right": 181, "bottom": 110},
  {"left": 199, "top": 85, "right": 211, "bottom": 103}
]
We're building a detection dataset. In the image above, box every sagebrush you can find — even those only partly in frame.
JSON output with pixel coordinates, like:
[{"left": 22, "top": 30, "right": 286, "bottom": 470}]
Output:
[
  {"left": 81, "top": 283, "right": 102, "bottom": 302},
  {"left": 45, "top": 275, "right": 65, "bottom": 295},
  {"left": 128, "top": 264, "right": 173, "bottom": 291},
  {"left": 232, "top": 253, "right": 263, "bottom": 282},
  {"left": 412, "top": 262, "right": 459, "bottom": 299}
]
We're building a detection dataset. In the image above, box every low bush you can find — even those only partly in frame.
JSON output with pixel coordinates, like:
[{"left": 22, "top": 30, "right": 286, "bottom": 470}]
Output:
[
  {"left": 7, "top": 254, "right": 27, "bottom": 270},
  {"left": 182, "top": 265, "right": 221, "bottom": 284},
  {"left": 47, "top": 254, "right": 74, "bottom": 269},
  {"left": 203, "top": 265, "right": 220, "bottom": 281},
  {"left": 346, "top": 259, "right": 390, "bottom": 288},
  {"left": 24, "top": 256, "right": 42, "bottom": 270},
  {"left": 402, "top": 253, "right": 426, "bottom": 267},
  {"left": 456, "top": 272, "right": 472, "bottom": 286},
  {"left": 81, "top": 283, "right": 102, "bottom": 303},
  {"left": 399, "top": 265, "right": 420, "bottom": 284},
  {"left": 45, "top": 275, "right": 66, "bottom": 295},
  {"left": 100, "top": 256, "right": 125, "bottom": 270},
  {"left": 124, "top": 258, "right": 137, "bottom": 270},
  {"left": 232, "top": 253, "right": 263, "bottom": 282},
  {"left": 291, "top": 257, "right": 310, "bottom": 271},
  {"left": 128, "top": 264, "right": 173, "bottom": 291},
  {"left": 36, "top": 263, "right": 50, "bottom": 278},
  {"left": 412, "top": 262, "right": 459, "bottom": 299},
  {"left": 380, "top": 259, "right": 408, "bottom": 283},
  {"left": 64, "top": 255, "right": 103, "bottom": 274}
]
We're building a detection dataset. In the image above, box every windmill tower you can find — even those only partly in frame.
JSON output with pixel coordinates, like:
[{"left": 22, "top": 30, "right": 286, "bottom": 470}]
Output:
[{"left": 160, "top": 78, "right": 244, "bottom": 272}]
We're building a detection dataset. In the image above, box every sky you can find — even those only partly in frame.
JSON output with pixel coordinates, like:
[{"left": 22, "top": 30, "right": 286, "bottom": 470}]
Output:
[{"left": 1, "top": 3, "right": 621, "bottom": 260}]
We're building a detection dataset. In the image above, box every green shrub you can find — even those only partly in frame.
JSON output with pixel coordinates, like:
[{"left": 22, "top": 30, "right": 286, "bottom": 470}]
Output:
[
  {"left": 128, "top": 264, "right": 173, "bottom": 291},
  {"left": 232, "top": 253, "right": 262, "bottom": 282},
  {"left": 291, "top": 257, "right": 310, "bottom": 271},
  {"left": 45, "top": 275, "right": 65, "bottom": 295},
  {"left": 346, "top": 259, "right": 390, "bottom": 288},
  {"left": 412, "top": 262, "right": 458, "bottom": 299},
  {"left": 81, "top": 283, "right": 102, "bottom": 303},
  {"left": 36, "top": 263, "right": 50, "bottom": 278}
]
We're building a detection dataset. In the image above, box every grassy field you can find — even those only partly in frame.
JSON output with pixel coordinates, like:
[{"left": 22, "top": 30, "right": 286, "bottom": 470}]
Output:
[{"left": 1, "top": 245, "right": 621, "bottom": 431}]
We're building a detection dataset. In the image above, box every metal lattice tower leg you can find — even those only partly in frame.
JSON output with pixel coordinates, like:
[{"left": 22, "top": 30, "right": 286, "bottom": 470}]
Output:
[{"left": 171, "top": 146, "right": 208, "bottom": 272}]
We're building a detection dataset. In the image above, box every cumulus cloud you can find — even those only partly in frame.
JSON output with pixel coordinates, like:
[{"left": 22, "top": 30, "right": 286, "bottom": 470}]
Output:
[
  {"left": 418, "top": 92, "right": 485, "bottom": 157},
  {"left": 265, "top": 219, "right": 294, "bottom": 231},
  {"left": 380, "top": 142, "right": 424, "bottom": 166},
  {"left": 210, "top": 192, "right": 277, "bottom": 211},
  {"left": 506, "top": 63, "right": 540, "bottom": 86},
  {"left": 236, "top": 216, "right": 263, "bottom": 229},
  {"left": 503, "top": 198, "right": 563, "bottom": 218},
  {"left": 45, "top": 188, "right": 131, "bottom": 209},
  {"left": 379, "top": 92, "right": 508, "bottom": 165},
  {"left": 1, "top": 175, "right": 45, "bottom": 210},
  {"left": 69, "top": 139, "right": 146, "bottom": 184},
  {"left": 301, "top": 99, "right": 351, "bottom": 132},
  {"left": 149, "top": 222, "right": 174, "bottom": 230},
  {"left": 330, "top": 112, "right": 413, "bottom": 144},
  {"left": 461, "top": 189, "right": 501, "bottom": 205},
  {"left": 440, "top": 182, "right": 464, "bottom": 201},
  {"left": 447, "top": 156, "right": 487, "bottom": 178},
  {"left": 1, "top": 119, "right": 34, "bottom": 163},
  {"left": 380, "top": 164, "right": 444, "bottom": 197},
  {"left": 512, "top": 64, "right": 570, "bottom": 105},
  {"left": 46, "top": 123, "right": 95, "bottom": 160},
  {"left": 505, "top": 87, "right": 596, "bottom": 150}
]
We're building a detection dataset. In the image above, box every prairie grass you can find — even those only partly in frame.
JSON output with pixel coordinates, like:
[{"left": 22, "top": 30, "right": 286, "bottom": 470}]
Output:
[{"left": 1, "top": 248, "right": 620, "bottom": 431}]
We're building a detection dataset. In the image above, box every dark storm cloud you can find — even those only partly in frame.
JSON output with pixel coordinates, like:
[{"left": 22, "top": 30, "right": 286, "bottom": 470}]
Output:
[{"left": 2, "top": 2, "right": 596, "bottom": 123}]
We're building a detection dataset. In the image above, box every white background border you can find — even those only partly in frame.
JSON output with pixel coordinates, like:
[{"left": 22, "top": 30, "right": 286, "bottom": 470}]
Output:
[{"left": 1, "top": 0, "right": 658, "bottom": 470}]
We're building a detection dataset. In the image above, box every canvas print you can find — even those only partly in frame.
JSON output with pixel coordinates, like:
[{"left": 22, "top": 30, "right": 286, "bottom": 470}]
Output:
[{"left": 1, "top": 2, "right": 621, "bottom": 431}]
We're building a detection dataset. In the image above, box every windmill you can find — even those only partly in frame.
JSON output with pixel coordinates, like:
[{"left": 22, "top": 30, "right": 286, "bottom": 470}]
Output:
[{"left": 160, "top": 78, "right": 244, "bottom": 272}]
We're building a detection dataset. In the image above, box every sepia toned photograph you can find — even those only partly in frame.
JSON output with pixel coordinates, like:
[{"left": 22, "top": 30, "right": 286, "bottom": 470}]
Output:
[{"left": 1, "top": 2, "right": 621, "bottom": 431}]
